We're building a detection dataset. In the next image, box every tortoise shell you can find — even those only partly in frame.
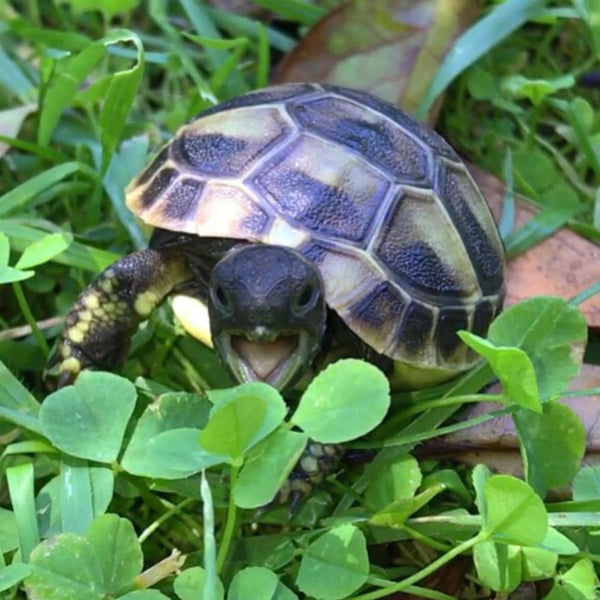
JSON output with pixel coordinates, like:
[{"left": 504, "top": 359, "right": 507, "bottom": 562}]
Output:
[{"left": 126, "top": 83, "right": 505, "bottom": 375}]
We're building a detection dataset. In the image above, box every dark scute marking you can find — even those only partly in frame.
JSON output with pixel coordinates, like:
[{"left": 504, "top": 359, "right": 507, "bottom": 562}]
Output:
[
  {"left": 472, "top": 299, "right": 493, "bottom": 337},
  {"left": 439, "top": 166, "right": 504, "bottom": 294},
  {"left": 290, "top": 99, "right": 427, "bottom": 182},
  {"left": 349, "top": 282, "right": 406, "bottom": 330},
  {"left": 136, "top": 147, "right": 170, "bottom": 186},
  {"left": 255, "top": 164, "right": 384, "bottom": 243},
  {"left": 298, "top": 242, "right": 327, "bottom": 265},
  {"left": 398, "top": 302, "right": 433, "bottom": 355},
  {"left": 141, "top": 167, "right": 178, "bottom": 208},
  {"left": 191, "top": 84, "right": 317, "bottom": 120},
  {"left": 137, "top": 146, "right": 169, "bottom": 185},
  {"left": 322, "top": 84, "right": 458, "bottom": 158},
  {"left": 163, "top": 178, "right": 204, "bottom": 220},
  {"left": 177, "top": 132, "right": 249, "bottom": 176},
  {"left": 381, "top": 240, "right": 463, "bottom": 296},
  {"left": 435, "top": 307, "right": 468, "bottom": 360}
]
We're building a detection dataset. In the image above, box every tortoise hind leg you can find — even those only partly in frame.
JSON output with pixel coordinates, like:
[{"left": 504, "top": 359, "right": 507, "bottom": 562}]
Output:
[{"left": 47, "top": 248, "right": 190, "bottom": 387}]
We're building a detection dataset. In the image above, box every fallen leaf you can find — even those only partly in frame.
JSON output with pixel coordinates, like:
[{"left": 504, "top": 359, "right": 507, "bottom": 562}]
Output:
[
  {"left": 418, "top": 363, "right": 600, "bottom": 482},
  {"left": 471, "top": 164, "right": 600, "bottom": 328},
  {"left": 273, "top": 0, "right": 478, "bottom": 123}
]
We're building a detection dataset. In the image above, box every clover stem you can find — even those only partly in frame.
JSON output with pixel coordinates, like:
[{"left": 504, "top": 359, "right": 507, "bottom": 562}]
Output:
[
  {"left": 349, "top": 531, "right": 487, "bottom": 600},
  {"left": 12, "top": 282, "right": 49, "bottom": 356},
  {"left": 365, "top": 577, "right": 457, "bottom": 600},
  {"left": 216, "top": 464, "right": 239, "bottom": 574}
]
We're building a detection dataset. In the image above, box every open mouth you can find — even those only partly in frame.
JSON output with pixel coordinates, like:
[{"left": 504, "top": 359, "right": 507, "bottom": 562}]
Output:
[{"left": 220, "top": 332, "right": 308, "bottom": 389}]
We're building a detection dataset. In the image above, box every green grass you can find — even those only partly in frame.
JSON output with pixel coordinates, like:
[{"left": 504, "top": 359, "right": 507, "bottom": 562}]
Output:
[{"left": 0, "top": 1, "right": 599, "bottom": 599}]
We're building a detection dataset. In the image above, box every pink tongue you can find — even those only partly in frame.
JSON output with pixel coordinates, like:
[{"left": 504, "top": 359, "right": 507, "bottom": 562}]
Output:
[{"left": 232, "top": 336, "right": 298, "bottom": 379}]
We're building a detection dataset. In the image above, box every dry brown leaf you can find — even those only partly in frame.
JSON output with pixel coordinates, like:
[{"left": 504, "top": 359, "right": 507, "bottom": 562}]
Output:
[
  {"left": 419, "top": 363, "right": 600, "bottom": 475},
  {"left": 273, "top": 0, "right": 478, "bottom": 123},
  {"left": 470, "top": 165, "right": 600, "bottom": 328}
]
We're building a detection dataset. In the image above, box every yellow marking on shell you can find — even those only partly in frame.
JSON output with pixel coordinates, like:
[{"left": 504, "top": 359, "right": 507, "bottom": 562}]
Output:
[
  {"left": 278, "top": 134, "right": 386, "bottom": 206},
  {"left": 59, "top": 357, "right": 81, "bottom": 375},
  {"left": 185, "top": 105, "right": 286, "bottom": 148},
  {"left": 67, "top": 327, "right": 85, "bottom": 344},
  {"left": 386, "top": 187, "right": 480, "bottom": 300},
  {"left": 195, "top": 183, "right": 266, "bottom": 239},
  {"left": 318, "top": 248, "right": 383, "bottom": 308},
  {"left": 84, "top": 294, "right": 100, "bottom": 310},
  {"left": 134, "top": 291, "right": 161, "bottom": 317},
  {"left": 171, "top": 294, "right": 213, "bottom": 348},
  {"left": 265, "top": 217, "right": 308, "bottom": 248},
  {"left": 125, "top": 158, "right": 177, "bottom": 216}
]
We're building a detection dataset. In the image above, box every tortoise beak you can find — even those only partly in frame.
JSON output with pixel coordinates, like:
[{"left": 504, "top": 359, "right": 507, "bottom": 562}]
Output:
[{"left": 216, "top": 331, "right": 314, "bottom": 390}]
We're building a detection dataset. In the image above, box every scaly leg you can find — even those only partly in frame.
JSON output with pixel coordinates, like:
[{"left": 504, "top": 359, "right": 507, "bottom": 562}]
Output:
[{"left": 47, "top": 248, "right": 190, "bottom": 387}]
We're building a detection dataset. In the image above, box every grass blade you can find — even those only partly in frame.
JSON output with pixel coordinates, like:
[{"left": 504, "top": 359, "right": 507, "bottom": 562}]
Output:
[
  {"left": 504, "top": 199, "right": 583, "bottom": 258},
  {"left": 256, "top": 23, "right": 269, "bottom": 89},
  {"left": 60, "top": 457, "right": 94, "bottom": 535},
  {"left": 179, "top": 0, "right": 247, "bottom": 96},
  {"left": 416, "top": 0, "right": 547, "bottom": 119},
  {"left": 570, "top": 279, "right": 600, "bottom": 307},
  {"left": 207, "top": 7, "right": 295, "bottom": 53},
  {"left": 0, "top": 221, "right": 117, "bottom": 272},
  {"left": 12, "top": 25, "right": 91, "bottom": 51},
  {"left": 150, "top": 0, "right": 217, "bottom": 105},
  {"left": 498, "top": 150, "right": 515, "bottom": 241},
  {"left": 0, "top": 359, "right": 41, "bottom": 433},
  {"left": 98, "top": 29, "right": 145, "bottom": 175},
  {"left": 103, "top": 135, "right": 149, "bottom": 249},
  {"left": 0, "top": 162, "right": 97, "bottom": 217},
  {"left": 6, "top": 462, "right": 40, "bottom": 561},
  {"left": 37, "top": 42, "right": 106, "bottom": 146},
  {"left": 201, "top": 471, "right": 218, "bottom": 600},
  {"left": 249, "top": 0, "right": 325, "bottom": 26},
  {"left": 0, "top": 46, "right": 36, "bottom": 103}
]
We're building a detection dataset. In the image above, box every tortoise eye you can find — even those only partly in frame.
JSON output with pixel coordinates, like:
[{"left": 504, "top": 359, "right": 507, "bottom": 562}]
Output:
[
  {"left": 214, "top": 285, "right": 230, "bottom": 309},
  {"left": 296, "top": 283, "right": 317, "bottom": 309}
]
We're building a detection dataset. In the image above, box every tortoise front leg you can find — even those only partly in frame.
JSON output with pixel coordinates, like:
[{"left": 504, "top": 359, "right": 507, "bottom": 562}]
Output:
[{"left": 48, "top": 248, "right": 190, "bottom": 387}]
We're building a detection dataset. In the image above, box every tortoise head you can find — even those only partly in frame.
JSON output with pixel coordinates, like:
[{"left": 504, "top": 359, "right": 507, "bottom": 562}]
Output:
[{"left": 208, "top": 244, "right": 326, "bottom": 390}]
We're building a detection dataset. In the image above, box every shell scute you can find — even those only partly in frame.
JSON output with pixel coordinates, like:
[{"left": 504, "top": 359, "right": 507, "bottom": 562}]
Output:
[
  {"left": 195, "top": 183, "right": 270, "bottom": 239},
  {"left": 195, "top": 83, "right": 318, "bottom": 120},
  {"left": 434, "top": 307, "right": 469, "bottom": 365},
  {"left": 173, "top": 106, "right": 291, "bottom": 178},
  {"left": 373, "top": 189, "right": 479, "bottom": 301},
  {"left": 323, "top": 84, "right": 459, "bottom": 160},
  {"left": 253, "top": 134, "right": 390, "bottom": 244},
  {"left": 437, "top": 163, "right": 505, "bottom": 295},
  {"left": 345, "top": 281, "right": 407, "bottom": 354},
  {"left": 288, "top": 96, "right": 429, "bottom": 183},
  {"left": 396, "top": 302, "right": 435, "bottom": 362},
  {"left": 140, "top": 167, "right": 178, "bottom": 209},
  {"left": 162, "top": 178, "right": 204, "bottom": 222}
]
